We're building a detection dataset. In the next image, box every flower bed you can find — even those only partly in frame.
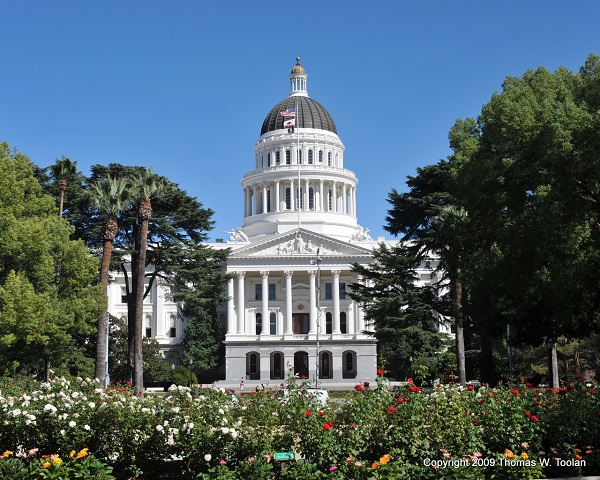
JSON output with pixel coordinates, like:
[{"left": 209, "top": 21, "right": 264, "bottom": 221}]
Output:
[{"left": 0, "top": 374, "right": 598, "bottom": 479}]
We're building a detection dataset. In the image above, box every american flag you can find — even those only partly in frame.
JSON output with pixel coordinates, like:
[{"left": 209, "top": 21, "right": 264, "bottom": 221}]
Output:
[{"left": 279, "top": 108, "right": 296, "bottom": 118}]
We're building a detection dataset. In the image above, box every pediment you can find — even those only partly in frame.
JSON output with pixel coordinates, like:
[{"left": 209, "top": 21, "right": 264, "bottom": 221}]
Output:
[{"left": 229, "top": 229, "right": 373, "bottom": 259}]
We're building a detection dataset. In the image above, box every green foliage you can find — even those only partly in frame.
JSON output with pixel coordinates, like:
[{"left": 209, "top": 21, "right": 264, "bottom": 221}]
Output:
[{"left": 0, "top": 143, "right": 103, "bottom": 377}]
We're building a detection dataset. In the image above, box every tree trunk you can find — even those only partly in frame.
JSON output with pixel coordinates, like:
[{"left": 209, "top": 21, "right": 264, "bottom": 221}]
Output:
[
  {"left": 134, "top": 213, "right": 150, "bottom": 394},
  {"left": 455, "top": 265, "right": 466, "bottom": 385},
  {"left": 95, "top": 236, "right": 114, "bottom": 383},
  {"left": 58, "top": 179, "right": 66, "bottom": 217},
  {"left": 128, "top": 225, "right": 140, "bottom": 383}
]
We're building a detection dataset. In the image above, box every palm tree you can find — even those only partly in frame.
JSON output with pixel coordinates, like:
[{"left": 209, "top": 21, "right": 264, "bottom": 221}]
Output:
[
  {"left": 90, "top": 176, "right": 130, "bottom": 385},
  {"left": 130, "top": 169, "right": 165, "bottom": 393},
  {"left": 49, "top": 156, "right": 77, "bottom": 216}
]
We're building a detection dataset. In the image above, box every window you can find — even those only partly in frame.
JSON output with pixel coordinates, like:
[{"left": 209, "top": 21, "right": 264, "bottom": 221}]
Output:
[
  {"left": 328, "top": 152, "right": 332, "bottom": 166},
  {"left": 169, "top": 314, "right": 177, "bottom": 338},
  {"left": 320, "top": 352, "right": 332, "bottom": 379},
  {"left": 308, "top": 149, "right": 313, "bottom": 164},
  {"left": 120, "top": 287, "right": 128, "bottom": 304},
  {"left": 340, "top": 312, "right": 347, "bottom": 334},
  {"left": 271, "top": 352, "right": 284, "bottom": 379},
  {"left": 144, "top": 285, "right": 152, "bottom": 304},
  {"left": 328, "top": 189, "right": 333, "bottom": 211},
  {"left": 343, "top": 351, "right": 357, "bottom": 378},
  {"left": 293, "top": 313, "right": 309, "bottom": 334},
  {"left": 270, "top": 312, "right": 277, "bottom": 335},
  {"left": 145, "top": 314, "right": 152, "bottom": 337},
  {"left": 267, "top": 152, "right": 271, "bottom": 166},
  {"left": 267, "top": 190, "right": 271, "bottom": 212},
  {"left": 309, "top": 187, "right": 314, "bottom": 210},
  {"left": 276, "top": 151, "right": 280, "bottom": 164},
  {"left": 257, "top": 283, "right": 276, "bottom": 300},
  {"left": 285, "top": 188, "right": 291, "bottom": 210},
  {"left": 325, "top": 312, "right": 332, "bottom": 334},
  {"left": 255, "top": 283, "right": 262, "bottom": 301},
  {"left": 285, "top": 150, "right": 291, "bottom": 165},
  {"left": 269, "top": 283, "right": 276, "bottom": 301},
  {"left": 325, "top": 283, "right": 332, "bottom": 300},
  {"left": 339, "top": 283, "right": 346, "bottom": 300},
  {"left": 256, "top": 313, "right": 262, "bottom": 335},
  {"left": 294, "top": 351, "right": 309, "bottom": 378},
  {"left": 247, "top": 352, "right": 259, "bottom": 380},
  {"left": 319, "top": 150, "right": 323, "bottom": 163},
  {"left": 297, "top": 150, "right": 302, "bottom": 164}
]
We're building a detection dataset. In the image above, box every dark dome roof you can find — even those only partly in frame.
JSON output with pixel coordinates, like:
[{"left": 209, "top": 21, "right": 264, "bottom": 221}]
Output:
[{"left": 260, "top": 96, "right": 337, "bottom": 136}]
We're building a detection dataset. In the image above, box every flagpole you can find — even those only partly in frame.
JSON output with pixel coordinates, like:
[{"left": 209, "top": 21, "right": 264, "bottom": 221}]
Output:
[{"left": 296, "top": 99, "right": 301, "bottom": 230}]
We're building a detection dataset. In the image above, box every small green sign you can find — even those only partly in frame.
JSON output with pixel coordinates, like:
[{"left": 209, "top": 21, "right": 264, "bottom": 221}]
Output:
[{"left": 274, "top": 451, "right": 293, "bottom": 462}]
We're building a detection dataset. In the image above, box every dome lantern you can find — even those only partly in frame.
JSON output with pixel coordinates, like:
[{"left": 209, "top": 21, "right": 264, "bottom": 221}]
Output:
[{"left": 289, "top": 57, "right": 308, "bottom": 97}]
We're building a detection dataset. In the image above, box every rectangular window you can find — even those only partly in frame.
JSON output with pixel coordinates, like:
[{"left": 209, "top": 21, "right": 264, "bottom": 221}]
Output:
[
  {"left": 169, "top": 314, "right": 177, "bottom": 338},
  {"left": 339, "top": 282, "right": 346, "bottom": 300},
  {"left": 255, "top": 283, "right": 262, "bottom": 301},
  {"left": 120, "top": 287, "right": 127, "bottom": 304},
  {"left": 325, "top": 283, "right": 332, "bottom": 300},
  {"left": 144, "top": 314, "right": 152, "bottom": 337},
  {"left": 269, "top": 283, "right": 276, "bottom": 301},
  {"left": 270, "top": 313, "right": 277, "bottom": 335}
]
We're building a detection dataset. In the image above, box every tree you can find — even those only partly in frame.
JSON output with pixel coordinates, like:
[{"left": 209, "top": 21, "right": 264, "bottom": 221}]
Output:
[
  {"left": 130, "top": 169, "right": 165, "bottom": 393},
  {"left": 48, "top": 156, "right": 78, "bottom": 217},
  {"left": 0, "top": 142, "right": 103, "bottom": 377},
  {"left": 350, "top": 243, "right": 450, "bottom": 380},
  {"left": 89, "top": 176, "right": 131, "bottom": 383}
]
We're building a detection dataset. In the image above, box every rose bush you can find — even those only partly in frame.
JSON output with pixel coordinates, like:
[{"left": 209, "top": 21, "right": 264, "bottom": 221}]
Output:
[{"left": 0, "top": 374, "right": 597, "bottom": 478}]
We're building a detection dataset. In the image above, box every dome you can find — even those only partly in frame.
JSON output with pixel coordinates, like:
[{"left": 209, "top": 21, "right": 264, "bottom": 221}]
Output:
[
  {"left": 290, "top": 56, "right": 305, "bottom": 74},
  {"left": 260, "top": 96, "right": 337, "bottom": 135}
]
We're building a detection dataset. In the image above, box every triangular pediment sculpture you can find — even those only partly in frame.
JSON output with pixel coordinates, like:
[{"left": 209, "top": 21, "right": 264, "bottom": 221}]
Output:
[{"left": 229, "top": 229, "right": 373, "bottom": 259}]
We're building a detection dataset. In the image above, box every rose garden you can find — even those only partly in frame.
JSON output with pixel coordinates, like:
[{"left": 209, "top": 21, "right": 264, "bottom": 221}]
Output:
[{"left": 1, "top": 371, "right": 598, "bottom": 479}]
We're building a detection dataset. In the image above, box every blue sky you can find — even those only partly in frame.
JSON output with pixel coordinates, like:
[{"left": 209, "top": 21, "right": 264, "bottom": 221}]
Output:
[{"left": 3, "top": 1, "right": 599, "bottom": 241}]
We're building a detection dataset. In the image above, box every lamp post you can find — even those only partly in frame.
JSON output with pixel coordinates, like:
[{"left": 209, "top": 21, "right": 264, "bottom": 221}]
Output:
[
  {"left": 311, "top": 248, "right": 322, "bottom": 388},
  {"left": 547, "top": 337, "right": 559, "bottom": 388},
  {"left": 43, "top": 346, "right": 50, "bottom": 382}
]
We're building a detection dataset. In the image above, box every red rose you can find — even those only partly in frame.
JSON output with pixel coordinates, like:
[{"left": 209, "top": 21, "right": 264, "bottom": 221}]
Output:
[
  {"left": 397, "top": 397, "right": 404, "bottom": 404},
  {"left": 364, "top": 382, "right": 370, "bottom": 388},
  {"left": 472, "top": 418, "right": 478, "bottom": 424},
  {"left": 407, "top": 378, "right": 414, "bottom": 384},
  {"left": 525, "top": 411, "right": 531, "bottom": 417},
  {"left": 318, "top": 411, "right": 325, "bottom": 416},
  {"left": 467, "top": 385, "right": 474, "bottom": 391},
  {"left": 377, "top": 369, "right": 385, "bottom": 376},
  {"left": 354, "top": 384, "right": 365, "bottom": 392},
  {"left": 323, "top": 423, "right": 331, "bottom": 430},
  {"left": 531, "top": 415, "right": 539, "bottom": 422},
  {"left": 511, "top": 389, "right": 520, "bottom": 395},
  {"left": 388, "top": 406, "right": 396, "bottom": 413},
  {"left": 305, "top": 411, "right": 313, "bottom": 417}
]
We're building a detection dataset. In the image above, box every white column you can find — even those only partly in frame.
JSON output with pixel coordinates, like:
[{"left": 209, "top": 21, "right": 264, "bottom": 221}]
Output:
[
  {"left": 261, "top": 271, "right": 269, "bottom": 337},
  {"left": 332, "top": 270, "right": 341, "bottom": 334},
  {"left": 262, "top": 185, "right": 268, "bottom": 214},
  {"left": 319, "top": 179, "right": 324, "bottom": 212},
  {"left": 252, "top": 186, "right": 258, "bottom": 216},
  {"left": 309, "top": 271, "right": 317, "bottom": 334},
  {"left": 343, "top": 184, "right": 348, "bottom": 214},
  {"left": 227, "top": 278, "right": 235, "bottom": 334},
  {"left": 305, "top": 178, "right": 309, "bottom": 211},
  {"left": 285, "top": 271, "right": 293, "bottom": 335},
  {"left": 275, "top": 180, "right": 280, "bottom": 212},
  {"left": 333, "top": 181, "right": 338, "bottom": 213},
  {"left": 236, "top": 272, "right": 245, "bottom": 334}
]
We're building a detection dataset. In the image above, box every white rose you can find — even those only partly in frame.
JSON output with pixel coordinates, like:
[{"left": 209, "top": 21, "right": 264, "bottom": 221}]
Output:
[{"left": 204, "top": 454, "right": 211, "bottom": 461}]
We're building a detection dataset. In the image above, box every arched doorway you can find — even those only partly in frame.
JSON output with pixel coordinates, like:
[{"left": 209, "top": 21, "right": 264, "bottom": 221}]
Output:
[
  {"left": 271, "top": 352, "right": 284, "bottom": 380},
  {"left": 294, "top": 351, "right": 309, "bottom": 379}
]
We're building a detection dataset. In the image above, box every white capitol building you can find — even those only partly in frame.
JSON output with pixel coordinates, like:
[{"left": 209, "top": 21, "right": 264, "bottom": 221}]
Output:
[{"left": 107, "top": 58, "right": 445, "bottom": 388}]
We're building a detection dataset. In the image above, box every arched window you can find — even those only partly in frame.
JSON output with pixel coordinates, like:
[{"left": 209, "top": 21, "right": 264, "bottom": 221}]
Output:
[
  {"left": 256, "top": 313, "right": 262, "bottom": 335},
  {"left": 319, "top": 150, "right": 323, "bottom": 163},
  {"left": 340, "top": 312, "right": 347, "bottom": 334},
  {"left": 320, "top": 351, "right": 332, "bottom": 379},
  {"left": 343, "top": 351, "right": 357, "bottom": 379},
  {"left": 285, "top": 187, "right": 291, "bottom": 210},
  {"left": 266, "top": 190, "right": 271, "bottom": 212},
  {"left": 169, "top": 314, "right": 177, "bottom": 338},
  {"left": 328, "top": 189, "right": 333, "bottom": 211},
  {"left": 270, "top": 312, "right": 277, "bottom": 335},
  {"left": 247, "top": 352, "right": 260, "bottom": 380},
  {"left": 271, "top": 352, "right": 284, "bottom": 379},
  {"left": 276, "top": 151, "right": 280, "bottom": 164},
  {"left": 285, "top": 150, "right": 291, "bottom": 165},
  {"left": 328, "top": 152, "right": 332, "bottom": 166},
  {"left": 145, "top": 314, "right": 152, "bottom": 337},
  {"left": 267, "top": 152, "right": 271, "bottom": 167},
  {"left": 325, "top": 312, "right": 332, "bottom": 334},
  {"left": 309, "top": 187, "right": 314, "bottom": 210},
  {"left": 294, "top": 351, "right": 309, "bottom": 378},
  {"left": 308, "top": 149, "right": 313, "bottom": 164}
]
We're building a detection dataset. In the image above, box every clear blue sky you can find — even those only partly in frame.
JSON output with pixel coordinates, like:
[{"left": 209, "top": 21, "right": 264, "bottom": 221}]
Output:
[{"left": 3, "top": 1, "right": 599, "bottom": 241}]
